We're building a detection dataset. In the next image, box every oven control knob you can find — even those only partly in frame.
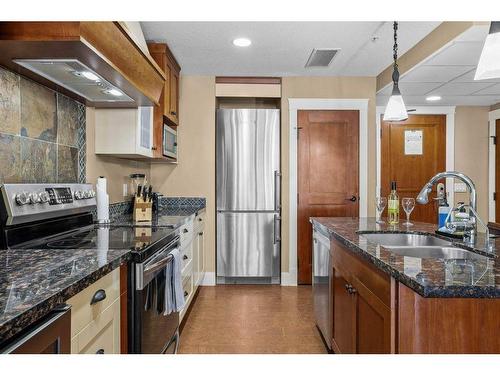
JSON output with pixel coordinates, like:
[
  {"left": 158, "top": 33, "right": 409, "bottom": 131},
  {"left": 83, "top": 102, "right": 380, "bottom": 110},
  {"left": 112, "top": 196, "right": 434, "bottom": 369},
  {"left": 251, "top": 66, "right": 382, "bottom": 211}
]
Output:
[
  {"left": 28, "top": 192, "right": 41, "bottom": 204},
  {"left": 88, "top": 190, "right": 96, "bottom": 198},
  {"left": 39, "top": 192, "right": 50, "bottom": 204},
  {"left": 74, "top": 190, "right": 84, "bottom": 200},
  {"left": 83, "top": 191, "right": 90, "bottom": 199},
  {"left": 15, "top": 192, "right": 30, "bottom": 206}
]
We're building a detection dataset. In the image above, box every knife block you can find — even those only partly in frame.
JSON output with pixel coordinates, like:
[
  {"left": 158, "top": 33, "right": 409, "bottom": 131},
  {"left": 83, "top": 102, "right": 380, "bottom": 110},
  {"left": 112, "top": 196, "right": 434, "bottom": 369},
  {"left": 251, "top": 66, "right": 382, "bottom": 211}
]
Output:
[{"left": 133, "top": 200, "right": 152, "bottom": 222}]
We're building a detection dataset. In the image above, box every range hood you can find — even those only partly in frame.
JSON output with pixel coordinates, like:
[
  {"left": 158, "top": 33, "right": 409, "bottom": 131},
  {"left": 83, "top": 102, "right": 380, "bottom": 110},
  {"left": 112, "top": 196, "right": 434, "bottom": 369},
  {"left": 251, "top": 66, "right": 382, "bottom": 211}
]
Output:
[
  {"left": 0, "top": 22, "right": 165, "bottom": 107},
  {"left": 14, "top": 59, "right": 134, "bottom": 103}
]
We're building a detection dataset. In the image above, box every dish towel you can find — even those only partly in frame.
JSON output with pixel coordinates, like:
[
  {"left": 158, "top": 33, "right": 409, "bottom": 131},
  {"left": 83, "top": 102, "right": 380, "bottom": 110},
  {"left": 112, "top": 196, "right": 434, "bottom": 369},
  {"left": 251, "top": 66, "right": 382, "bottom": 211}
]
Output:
[{"left": 163, "top": 247, "right": 185, "bottom": 315}]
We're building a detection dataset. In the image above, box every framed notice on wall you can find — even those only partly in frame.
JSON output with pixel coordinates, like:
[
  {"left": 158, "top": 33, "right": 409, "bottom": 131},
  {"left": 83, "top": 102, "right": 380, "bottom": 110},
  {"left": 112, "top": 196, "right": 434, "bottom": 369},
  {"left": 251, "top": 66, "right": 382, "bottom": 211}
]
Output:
[{"left": 404, "top": 130, "right": 423, "bottom": 155}]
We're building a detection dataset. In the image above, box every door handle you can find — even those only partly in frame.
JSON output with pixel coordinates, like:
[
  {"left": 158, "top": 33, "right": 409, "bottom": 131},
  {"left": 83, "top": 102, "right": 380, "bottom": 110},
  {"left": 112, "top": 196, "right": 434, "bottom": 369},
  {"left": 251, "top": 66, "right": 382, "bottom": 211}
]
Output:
[
  {"left": 346, "top": 195, "right": 357, "bottom": 202},
  {"left": 273, "top": 215, "right": 281, "bottom": 244},
  {"left": 274, "top": 171, "right": 281, "bottom": 211}
]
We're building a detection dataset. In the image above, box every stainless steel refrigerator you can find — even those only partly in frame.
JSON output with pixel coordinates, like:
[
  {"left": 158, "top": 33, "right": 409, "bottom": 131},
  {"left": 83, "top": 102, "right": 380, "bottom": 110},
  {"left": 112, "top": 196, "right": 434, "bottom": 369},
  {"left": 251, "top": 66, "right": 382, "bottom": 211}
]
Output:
[{"left": 216, "top": 109, "right": 281, "bottom": 284}]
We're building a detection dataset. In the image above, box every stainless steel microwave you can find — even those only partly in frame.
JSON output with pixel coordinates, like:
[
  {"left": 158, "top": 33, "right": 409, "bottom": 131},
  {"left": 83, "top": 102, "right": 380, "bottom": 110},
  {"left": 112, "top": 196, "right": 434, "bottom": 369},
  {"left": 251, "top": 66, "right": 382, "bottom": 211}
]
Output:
[{"left": 163, "top": 124, "right": 177, "bottom": 159}]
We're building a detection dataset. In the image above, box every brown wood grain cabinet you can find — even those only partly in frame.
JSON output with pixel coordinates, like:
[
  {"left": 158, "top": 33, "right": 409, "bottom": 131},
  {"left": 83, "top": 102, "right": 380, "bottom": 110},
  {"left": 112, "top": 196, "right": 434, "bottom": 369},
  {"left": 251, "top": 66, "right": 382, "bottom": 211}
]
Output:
[
  {"left": 147, "top": 42, "right": 181, "bottom": 160},
  {"left": 331, "top": 239, "right": 392, "bottom": 354},
  {"left": 327, "top": 237, "right": 500, "bottom": 354}
]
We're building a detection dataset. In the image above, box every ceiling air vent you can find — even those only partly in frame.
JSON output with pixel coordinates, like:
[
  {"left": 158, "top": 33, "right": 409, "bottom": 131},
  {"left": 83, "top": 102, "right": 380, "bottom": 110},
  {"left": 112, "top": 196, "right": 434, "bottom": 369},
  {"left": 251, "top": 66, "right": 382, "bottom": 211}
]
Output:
[{"left": 305, "top": 48, "right": 340, "bottom": 68}]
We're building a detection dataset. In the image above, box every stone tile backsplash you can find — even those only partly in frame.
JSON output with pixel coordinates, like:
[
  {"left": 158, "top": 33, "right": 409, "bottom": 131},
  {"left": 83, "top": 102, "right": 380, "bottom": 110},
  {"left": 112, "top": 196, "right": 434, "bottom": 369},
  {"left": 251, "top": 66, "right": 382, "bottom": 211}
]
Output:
[{"left": 0, "top": 66, "right": 85, "bottom": 184}]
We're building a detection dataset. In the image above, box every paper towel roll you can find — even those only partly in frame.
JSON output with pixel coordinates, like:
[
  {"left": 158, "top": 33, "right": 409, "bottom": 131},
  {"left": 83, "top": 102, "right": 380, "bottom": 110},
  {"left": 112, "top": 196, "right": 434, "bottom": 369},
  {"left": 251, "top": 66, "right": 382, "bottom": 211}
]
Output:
[
  {"left": 96, "top": 176, "right": 107, "bottom": 192},
  {"left": 96, "top": 179, "right": 109, "bottom": 223}
]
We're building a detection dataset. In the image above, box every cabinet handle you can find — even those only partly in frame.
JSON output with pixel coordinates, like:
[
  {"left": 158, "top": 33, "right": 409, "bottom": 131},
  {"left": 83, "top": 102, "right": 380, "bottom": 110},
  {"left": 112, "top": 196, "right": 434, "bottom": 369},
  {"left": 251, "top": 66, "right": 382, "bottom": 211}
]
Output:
[
  {"left": 184, "top": 291, "right": 188, "bottom": 297},
  {"left": 350, "top": 287, "right": 357, "bottom": 295},
  {"left": 183, "top": 255, "right": 188, "bottom": 260},
  {"left": 183, "top": 228, "right": 189, "bottom": 233},
  {"left": 344, "top": 283, "right": 350, "bottom": 292},
  {"left": 151, "top": 146, "right": 157, "bottom": 151},
  {"left": 198, "top": 232, "right": 203, "bottom": 236},
  {"left": 96, "top": 349, "right": 105, "bottom": 354},
  {"left": 173, "top": 142, "right": 178, "bottom": 147},
  {"left": 171, "top": 111, "right": 177, "bottom": 116},
  {"left": 90, "top": 289, "right": 107, "bottom": 305},
  {"left": 198, "top": 217, "right": 202, "bottom": 222}
]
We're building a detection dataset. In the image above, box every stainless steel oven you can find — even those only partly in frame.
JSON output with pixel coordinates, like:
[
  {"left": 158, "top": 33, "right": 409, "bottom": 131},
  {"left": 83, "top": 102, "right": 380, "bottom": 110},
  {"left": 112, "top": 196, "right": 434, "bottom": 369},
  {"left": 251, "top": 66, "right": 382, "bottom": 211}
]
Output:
[
  {"left": 163, "top": 124, "right": 177, "bottom": 160},
  {"left": 130, "top": 236, "right": 181, "bottom": 354}
]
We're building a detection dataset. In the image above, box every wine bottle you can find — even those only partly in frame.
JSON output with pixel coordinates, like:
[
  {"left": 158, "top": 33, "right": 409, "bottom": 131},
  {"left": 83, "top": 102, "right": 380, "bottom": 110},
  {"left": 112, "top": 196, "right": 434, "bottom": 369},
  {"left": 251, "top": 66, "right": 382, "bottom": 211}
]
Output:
[{"left": 388, "top": 181, "right": 399, "bottom": 225}]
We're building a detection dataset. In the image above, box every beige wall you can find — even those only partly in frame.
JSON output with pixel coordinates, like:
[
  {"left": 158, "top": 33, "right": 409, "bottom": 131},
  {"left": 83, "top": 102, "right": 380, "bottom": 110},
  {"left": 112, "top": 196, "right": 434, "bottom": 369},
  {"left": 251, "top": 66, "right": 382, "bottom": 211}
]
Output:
[
  {"left": 86, "top": 107, "right": 151, "bottom": 203},
  {"left": 454, "top": 106, "right": 490, "bottom": 222},
  {"left": 151, "top": 76, "right": 216, "bottom": 271},
  {"left": 280, "top": 76, "right": 377, "bottom": 273}
]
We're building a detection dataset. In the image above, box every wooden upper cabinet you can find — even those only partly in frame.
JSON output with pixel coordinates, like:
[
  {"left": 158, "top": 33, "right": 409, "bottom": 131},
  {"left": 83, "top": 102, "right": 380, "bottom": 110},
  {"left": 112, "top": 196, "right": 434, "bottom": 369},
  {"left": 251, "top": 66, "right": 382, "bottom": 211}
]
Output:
[{"left": 147, "top": 42, "right": 181, "bottom": 126}]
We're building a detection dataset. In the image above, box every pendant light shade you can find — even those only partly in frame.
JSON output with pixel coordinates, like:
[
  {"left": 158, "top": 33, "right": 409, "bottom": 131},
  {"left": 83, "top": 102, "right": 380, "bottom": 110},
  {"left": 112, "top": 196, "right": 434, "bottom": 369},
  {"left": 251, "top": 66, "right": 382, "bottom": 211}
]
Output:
[
  {"left": 383, "top": 21, "right": 408, "bottom": 122},
  {"left": 474, "top": 22, "right": 500, "bottom": 80},
  {"left": 384, "top": 84, "right": 408, "bottom": 121}
]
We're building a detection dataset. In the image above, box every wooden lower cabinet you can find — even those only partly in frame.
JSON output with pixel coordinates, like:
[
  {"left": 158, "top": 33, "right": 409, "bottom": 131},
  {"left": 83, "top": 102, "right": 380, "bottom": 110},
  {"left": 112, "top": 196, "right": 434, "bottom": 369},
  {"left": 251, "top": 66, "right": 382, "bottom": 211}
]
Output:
[
  {"left": 352, "top": 276, "right": 391, "bottom": 353},
  {"left": 328, "top": 237, "right": 500, "bottom": 354}
]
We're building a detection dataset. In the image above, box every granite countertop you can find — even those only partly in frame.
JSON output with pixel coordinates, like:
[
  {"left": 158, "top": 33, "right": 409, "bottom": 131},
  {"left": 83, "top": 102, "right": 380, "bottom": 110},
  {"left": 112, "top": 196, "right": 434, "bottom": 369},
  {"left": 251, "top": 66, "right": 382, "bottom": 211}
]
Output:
[
  {"left": 311, "top": 217, "right": 500, "bottom": 298},
  {"left": 0, "top": 248, "right": 130, "bottom": 345},
  {"left": 108, "top": 205, "right": 206, "bottom": 228}
]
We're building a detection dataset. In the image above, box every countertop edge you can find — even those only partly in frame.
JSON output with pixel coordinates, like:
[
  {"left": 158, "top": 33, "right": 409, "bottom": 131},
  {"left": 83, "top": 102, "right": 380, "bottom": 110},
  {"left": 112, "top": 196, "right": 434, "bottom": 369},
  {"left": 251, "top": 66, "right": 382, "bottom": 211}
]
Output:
[{"left": 311, "top": 219, "right": 500, "bottom": 299}]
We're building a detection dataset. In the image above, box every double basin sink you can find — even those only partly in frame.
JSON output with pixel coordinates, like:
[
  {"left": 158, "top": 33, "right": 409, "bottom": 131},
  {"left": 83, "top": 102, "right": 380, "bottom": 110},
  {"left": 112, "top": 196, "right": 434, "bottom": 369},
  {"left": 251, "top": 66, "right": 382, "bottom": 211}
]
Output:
[{"left": 359, "top": 232, "right": 487, "bottom": 261}]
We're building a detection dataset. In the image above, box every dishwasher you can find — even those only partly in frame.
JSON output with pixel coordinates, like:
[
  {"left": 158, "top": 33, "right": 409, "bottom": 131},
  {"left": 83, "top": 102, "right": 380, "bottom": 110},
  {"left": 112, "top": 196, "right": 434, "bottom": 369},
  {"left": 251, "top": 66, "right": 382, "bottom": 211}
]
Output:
[{"left": 312, "top": 227, "right": 332, "bottom": 350}]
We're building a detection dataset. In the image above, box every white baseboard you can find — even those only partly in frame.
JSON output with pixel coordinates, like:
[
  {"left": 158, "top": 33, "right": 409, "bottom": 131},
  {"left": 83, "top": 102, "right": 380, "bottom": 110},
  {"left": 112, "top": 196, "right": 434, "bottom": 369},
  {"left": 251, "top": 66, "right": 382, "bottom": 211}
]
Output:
[
  {"left": 281, "top": 272, "right": 297, "bottom": 286},
  {"left": 200, "top": 272, "right": 216, "bottom": 286}
]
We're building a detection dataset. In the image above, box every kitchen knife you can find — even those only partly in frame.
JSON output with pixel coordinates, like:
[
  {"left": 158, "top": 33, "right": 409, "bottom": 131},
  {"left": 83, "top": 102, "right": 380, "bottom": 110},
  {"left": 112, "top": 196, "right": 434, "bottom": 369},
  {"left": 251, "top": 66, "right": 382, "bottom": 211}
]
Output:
[
  {"left": 142, "top": 185, "right": 148, "bottom": 203},
  {"left": 147, "top": 186, "right": 153, "bottom": 202},
  {"left": 137, "top": 185, "right": 142, "bottom": 200}
]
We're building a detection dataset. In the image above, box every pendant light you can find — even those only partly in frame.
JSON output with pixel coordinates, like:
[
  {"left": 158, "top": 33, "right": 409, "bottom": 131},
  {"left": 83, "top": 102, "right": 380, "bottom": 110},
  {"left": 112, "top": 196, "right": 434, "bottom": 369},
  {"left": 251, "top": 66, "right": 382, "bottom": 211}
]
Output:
[
  {"left": 383, "top": 21, "right": 408, "bottom": 122},
  {"left": 474, "top": 22, "right": 500, "bottom": 80}
]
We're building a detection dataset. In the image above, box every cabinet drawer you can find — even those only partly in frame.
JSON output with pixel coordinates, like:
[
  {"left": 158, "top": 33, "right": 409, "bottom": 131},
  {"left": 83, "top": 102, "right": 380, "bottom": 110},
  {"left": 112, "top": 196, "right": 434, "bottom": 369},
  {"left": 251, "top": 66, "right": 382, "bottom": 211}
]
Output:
[
  {"left": 71, "top": 299, "right": 120, "bottom": 354},
  {"left": 194, "top": 212, "right": 206, "bottom": 231},
  {"left": 67, "top": 268, "right": 120, "bottom": 337},
  {"left": 331, "top": 239, "right": 391, "bottom": 307},
  {"left": 179, "top": 217, "right": 194, "bottom": 244}
]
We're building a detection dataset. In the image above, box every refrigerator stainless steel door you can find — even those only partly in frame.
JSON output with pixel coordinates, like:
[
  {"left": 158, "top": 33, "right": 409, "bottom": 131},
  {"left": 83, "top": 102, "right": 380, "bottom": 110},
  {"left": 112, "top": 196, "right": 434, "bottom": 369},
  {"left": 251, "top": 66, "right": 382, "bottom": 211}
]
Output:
[
  {"left": 216, "top": 109, "right": 280, "bottom": 211},
  {"left": 217, "top": 212, "right": 280, "bottom": 279}
]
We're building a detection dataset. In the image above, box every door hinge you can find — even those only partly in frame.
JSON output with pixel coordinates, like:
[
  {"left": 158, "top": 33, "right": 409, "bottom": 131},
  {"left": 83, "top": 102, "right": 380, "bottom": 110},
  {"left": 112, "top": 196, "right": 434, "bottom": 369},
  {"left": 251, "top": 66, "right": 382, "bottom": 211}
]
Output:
[{"left": 491, "top": 136, "right": 497, "bottom": 145}]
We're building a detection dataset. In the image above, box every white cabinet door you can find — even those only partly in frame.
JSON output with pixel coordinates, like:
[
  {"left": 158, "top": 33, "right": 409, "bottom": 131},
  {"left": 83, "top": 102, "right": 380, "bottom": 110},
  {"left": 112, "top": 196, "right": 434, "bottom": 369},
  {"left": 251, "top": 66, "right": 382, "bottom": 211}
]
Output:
[
  {"left": 197, "top": 229, "right": 205, "bottom": 286},
  {"left": 136, "top": 107, "right": 153, "bottom": 157},
  {"left": 192, "top": 231, "right": 199, "bottom": 286}
]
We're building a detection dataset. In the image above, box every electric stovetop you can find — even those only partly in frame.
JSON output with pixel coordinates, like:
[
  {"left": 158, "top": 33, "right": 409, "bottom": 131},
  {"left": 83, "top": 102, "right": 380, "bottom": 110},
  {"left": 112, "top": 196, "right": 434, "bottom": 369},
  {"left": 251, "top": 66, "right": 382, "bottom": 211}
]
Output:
[{"left": 12, "top": 225, "right": 179, "bottom": 263}]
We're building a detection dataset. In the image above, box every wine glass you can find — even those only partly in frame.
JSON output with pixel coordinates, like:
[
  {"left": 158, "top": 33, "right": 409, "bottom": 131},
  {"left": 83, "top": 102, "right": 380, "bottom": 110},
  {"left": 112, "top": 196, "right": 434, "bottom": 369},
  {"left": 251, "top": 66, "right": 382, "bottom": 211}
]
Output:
[
  {"left": 375, "top": 197, "right": 387, "bottom": 224},
  {"left": 402, "top": 198, "right": 416, "bottom": 226}
]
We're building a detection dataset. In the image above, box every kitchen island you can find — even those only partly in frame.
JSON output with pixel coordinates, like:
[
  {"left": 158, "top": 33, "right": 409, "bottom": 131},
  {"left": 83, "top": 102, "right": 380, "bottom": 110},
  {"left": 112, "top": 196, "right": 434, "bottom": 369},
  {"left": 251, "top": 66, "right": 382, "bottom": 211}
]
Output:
[{"left": 310, "top": 217, "right": 500, "bottom": 354}]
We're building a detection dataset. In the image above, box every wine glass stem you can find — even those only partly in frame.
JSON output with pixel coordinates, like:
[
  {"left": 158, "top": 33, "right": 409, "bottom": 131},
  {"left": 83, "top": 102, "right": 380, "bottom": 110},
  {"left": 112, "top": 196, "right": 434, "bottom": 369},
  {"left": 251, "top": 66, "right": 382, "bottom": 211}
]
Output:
[{"left": 406, "top": 212, "right": 410, "bottom": 224}]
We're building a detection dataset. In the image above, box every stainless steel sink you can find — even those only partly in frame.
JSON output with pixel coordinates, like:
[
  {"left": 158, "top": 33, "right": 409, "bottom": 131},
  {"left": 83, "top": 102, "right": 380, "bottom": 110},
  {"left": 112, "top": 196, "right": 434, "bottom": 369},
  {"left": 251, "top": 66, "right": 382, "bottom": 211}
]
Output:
[
  {"left": 385, "top": 246, "right": 486, "bottom": 260},
  {"left": 359, "top": 232, "right": 487, "bottom": 260},
  {"left": 360, "top": 233, "right": 452, "bottom": 247}
]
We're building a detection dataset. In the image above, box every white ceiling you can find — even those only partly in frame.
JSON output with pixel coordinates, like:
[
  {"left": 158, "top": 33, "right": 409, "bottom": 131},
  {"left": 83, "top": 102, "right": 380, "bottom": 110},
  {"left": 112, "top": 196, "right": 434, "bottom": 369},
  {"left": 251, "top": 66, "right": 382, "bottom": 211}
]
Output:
[
  {"left": 377, "top": 24, "right": 500, "bottom": 107},
  {"left": 141, "top": 22, "right": 440, "bottom": 76}
]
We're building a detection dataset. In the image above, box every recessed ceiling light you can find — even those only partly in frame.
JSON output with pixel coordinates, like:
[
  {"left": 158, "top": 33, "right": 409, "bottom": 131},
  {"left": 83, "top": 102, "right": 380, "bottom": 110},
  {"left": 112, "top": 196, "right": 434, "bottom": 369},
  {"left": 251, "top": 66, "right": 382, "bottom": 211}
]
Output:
[
  {"left": 103, "top": 88, "right": 123, "bottom": 97},
  {"left": 426, "top": 95, "right": 442, "bottom": 102},
  {"left": 233, "top": 38, "right": 251, "bottom": 47}
]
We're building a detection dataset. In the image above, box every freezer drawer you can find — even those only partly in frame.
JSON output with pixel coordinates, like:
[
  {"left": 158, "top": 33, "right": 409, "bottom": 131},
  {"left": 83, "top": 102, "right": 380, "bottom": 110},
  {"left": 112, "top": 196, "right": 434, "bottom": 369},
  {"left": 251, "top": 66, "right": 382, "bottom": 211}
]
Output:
[
  {"left": 216, "top": 109, "right": 280, "bottom": 211},
  {"left": 217, "top": 212, "right": 280, "bottom": 279}
]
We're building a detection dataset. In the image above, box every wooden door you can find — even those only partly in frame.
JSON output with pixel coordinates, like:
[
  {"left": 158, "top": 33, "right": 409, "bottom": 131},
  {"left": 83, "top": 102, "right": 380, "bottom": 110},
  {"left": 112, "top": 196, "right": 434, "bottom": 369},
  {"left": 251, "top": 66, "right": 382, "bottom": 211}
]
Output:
[
  {"left": 381, "top": 114, "right": 446, "bottom": 223},
  {"left": 352, "top": 276, "right": 391, "bottom": 353},
  {"left": 496, "top": 119, "right": 500, "bottom": 223},
  {"left": 332, "top": 267, "right": 355, "bottom": 353},
  {"left": 298, "top": 110, "right": 359, "bottom": 284},
  {"left": 164, "top": 62, "right": 172, "bottom": 118}
]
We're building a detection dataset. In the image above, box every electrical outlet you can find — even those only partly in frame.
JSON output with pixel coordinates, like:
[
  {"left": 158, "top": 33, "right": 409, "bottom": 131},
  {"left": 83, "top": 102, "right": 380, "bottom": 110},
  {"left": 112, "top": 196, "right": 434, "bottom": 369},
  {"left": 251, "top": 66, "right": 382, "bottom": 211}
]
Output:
[
  {"left": 123, "top": 183, "right": 128, "bottom": 197},
  {"left": 454, "top": 182, "right": 467, "bottom": 193}
]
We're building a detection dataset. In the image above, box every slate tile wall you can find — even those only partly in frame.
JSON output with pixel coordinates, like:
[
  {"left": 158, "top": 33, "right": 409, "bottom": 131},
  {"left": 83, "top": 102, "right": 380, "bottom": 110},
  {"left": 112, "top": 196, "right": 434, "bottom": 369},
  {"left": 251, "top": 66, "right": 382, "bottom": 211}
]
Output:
[{"left": 0, "top": 66, "right": 86, "bottom": 184}]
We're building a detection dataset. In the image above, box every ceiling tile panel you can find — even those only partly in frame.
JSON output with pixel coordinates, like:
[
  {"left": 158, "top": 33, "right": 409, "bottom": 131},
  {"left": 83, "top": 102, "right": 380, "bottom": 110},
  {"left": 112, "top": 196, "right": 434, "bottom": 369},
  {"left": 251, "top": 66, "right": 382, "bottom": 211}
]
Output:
[
  {"left": 401, "top": 65, "right": 475, "bottom": 83},
  {"left": 423, "top": 42, "right": 484, "bottom": 66},
  {"left": 472, "top": 84, "right": 500, "bottom": 96},
  {"left": 428, "top": 82, "right": 495, "bottom": 96}
]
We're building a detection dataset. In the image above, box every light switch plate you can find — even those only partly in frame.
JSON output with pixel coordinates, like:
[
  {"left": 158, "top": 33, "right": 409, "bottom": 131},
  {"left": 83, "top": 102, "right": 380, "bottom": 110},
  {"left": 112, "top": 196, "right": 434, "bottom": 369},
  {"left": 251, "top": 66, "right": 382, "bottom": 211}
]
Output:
[
  {"left": 454, "top": 182, "right": 467, "bottom": 193},
  {"left": 123, "top": 183, "right": 128, "bottom": 197}
]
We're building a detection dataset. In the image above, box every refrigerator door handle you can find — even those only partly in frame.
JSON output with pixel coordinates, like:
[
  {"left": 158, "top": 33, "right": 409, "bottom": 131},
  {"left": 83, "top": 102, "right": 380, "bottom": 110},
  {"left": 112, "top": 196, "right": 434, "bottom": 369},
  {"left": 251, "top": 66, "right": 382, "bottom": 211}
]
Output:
[
  {"left": 274, "top": 170, "right": 282, "bottom": 211},
  {"left": 273, "top": 215, "right": 281, "bottom": 244}
]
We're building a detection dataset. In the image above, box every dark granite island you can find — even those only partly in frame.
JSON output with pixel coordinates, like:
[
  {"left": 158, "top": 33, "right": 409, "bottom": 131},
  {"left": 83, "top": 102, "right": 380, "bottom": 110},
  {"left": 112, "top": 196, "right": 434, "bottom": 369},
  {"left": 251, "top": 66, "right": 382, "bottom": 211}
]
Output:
[{"left": 310, "top": 217, "right": 500, "bottom": 354}]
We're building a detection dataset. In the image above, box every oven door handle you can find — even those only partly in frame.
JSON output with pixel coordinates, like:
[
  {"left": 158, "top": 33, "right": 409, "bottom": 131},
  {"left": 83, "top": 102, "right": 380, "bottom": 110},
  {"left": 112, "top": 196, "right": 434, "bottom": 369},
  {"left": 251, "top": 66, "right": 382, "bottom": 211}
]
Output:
[{"left": 144, "top": 251, "right": 176, "bottom": 278}]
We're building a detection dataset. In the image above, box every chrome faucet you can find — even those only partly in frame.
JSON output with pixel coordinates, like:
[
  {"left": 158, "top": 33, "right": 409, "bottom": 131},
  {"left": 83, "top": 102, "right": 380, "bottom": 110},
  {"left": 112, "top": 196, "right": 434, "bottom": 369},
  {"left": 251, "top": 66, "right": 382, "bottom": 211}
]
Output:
[{"left": 416, "top": 171, "right": 479, "bottom": 244}]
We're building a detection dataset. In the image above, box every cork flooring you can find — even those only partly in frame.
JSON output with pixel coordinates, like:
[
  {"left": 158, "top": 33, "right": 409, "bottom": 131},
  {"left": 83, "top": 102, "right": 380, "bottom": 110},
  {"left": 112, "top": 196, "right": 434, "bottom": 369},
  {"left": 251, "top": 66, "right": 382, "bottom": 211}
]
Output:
[{"left": 179, "top": 285, "right": 328, "bottom": 354}]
